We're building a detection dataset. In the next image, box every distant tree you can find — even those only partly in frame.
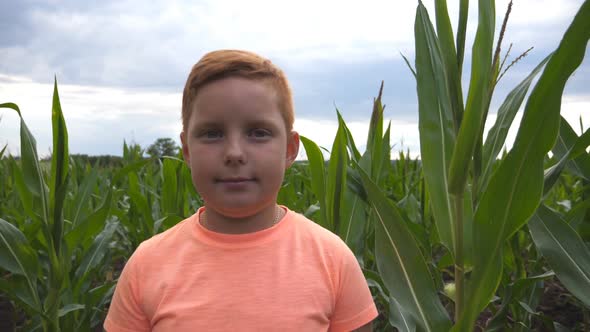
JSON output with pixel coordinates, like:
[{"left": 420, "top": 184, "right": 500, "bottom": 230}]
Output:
[{"left": 147, "top": 137, "right": 179, "bottom": 158}]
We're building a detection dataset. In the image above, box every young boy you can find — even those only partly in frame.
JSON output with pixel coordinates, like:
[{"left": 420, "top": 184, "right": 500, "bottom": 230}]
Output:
[{"left": 104, "top": 50, "right": 378, "bottom": 331}]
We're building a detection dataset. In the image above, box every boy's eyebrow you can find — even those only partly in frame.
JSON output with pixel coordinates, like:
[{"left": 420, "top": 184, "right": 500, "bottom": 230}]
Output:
[
  {"left": 191, "top": 121, "right": 222, "bottom": 128},
  {"left": 192, "top": 119, "right": 278, "bottom": 128},
  {"left": 245, "top": 119, "right": 278, "bottom": 127}
]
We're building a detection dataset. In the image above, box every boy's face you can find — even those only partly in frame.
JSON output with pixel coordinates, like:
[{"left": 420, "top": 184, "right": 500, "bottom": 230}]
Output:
[{"left": 180, "top": 77, "right": 299, "bottom": 219}]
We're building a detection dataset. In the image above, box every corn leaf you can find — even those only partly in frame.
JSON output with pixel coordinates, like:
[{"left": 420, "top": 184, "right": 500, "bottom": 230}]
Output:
[
  {"left": 357, "top": 166, "right": 452, "bottom": 332},
  {"left": 552, "top": 115, "right": 590, "bottom": 180},
  {"left": 49, "top": 77, "right": 69, "bottom": 256},
  {"left": 448, "top": 0, "right": 494, "bottom": 194},
  {"left": 70, "top": 168, "right": 98, "bottom": 228},
  {"left": 341, "top": 186, "right": 367, "bottom": 258},
  {"left": 326, "top": 123, "right": 349, "bottom": 233},
  {"left": 9, "top": 157, "right": 34, "bottom": 218},
  {"left": 300, "top": 135, "right": 328, "bottom": 228},
  {"left": 435, "top": 0, "right": 464, "bottom": 131},
  {"left": 65, "top": 188, "right": 113, "bottom": 251},
  {"left": 162, "top": 158, "right": 179, "bottom": 215},
  {"left": 366, "top": 83, "right": 384, "bottom": 166},
  {"left": 529, "top": 205, "right": 590, "bottom": 307},
  {"left": 87, "top": 283, "right": 116, "bottom": 327},
  {"left": 0, "top": 277, "right": 44, "bottom": 317},
  {"left": 0, "top": 103, "right": 50, "bottom": 227},
  {"left": 128, "top": 171, "right": 154, "bottom": 235},
  {"left": 0, "top": 218, "right": 40, "bottom": 311},
  {"left": 456, "top": 0, "right": 469, "bottom": 75},
  {"left": 544, "top": 126, "right": 590, "bottom": 195},
  {"left": 379, "top": 123, "right": 392, "bottom": 184},
  {"left": 58, "top": 303, "right": 85, "bottom": 318},
  {"left": 112, "top": 159, "right": 151, "bottom": 184},
  {"left": 457, "top": 2, "right": 590, "bottom": 329},
  {"left": 74, "top": 221, "right": 119, "bottom": 286},
  {"left": 389, "top": 296, "right": 417, "bottom": 332},
  {"left": 480, "top": 55, "right": 551, "bottom": 193},
  {"left": 414, "top": 2, "right": 456, "bottom": 256},
  {"left": 336, "top": 111, "right": 361, "bottom": 161}
]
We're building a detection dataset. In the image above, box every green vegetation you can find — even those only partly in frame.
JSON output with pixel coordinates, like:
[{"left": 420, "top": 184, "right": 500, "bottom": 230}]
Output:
[{"left": 1, "top": 1, "right": 589, "bottom": 331}]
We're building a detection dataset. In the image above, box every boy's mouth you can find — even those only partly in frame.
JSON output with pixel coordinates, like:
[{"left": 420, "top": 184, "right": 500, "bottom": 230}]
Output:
[{"left": 216, "top": 177, "right": 255, "bottom": 183}]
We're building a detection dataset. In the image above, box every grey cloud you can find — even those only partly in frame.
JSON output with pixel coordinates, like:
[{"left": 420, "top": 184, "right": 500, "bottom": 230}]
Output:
[{"left": 0, "top": 0, "right": 588, "bottom": 130}]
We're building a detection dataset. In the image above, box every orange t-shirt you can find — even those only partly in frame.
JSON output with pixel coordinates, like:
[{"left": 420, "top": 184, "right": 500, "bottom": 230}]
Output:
[{"left": 104, "top": 206, "right": 378, "bottom": 332}]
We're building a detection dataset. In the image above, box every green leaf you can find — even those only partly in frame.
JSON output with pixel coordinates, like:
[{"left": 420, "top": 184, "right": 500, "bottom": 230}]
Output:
[
  {"left": 486, "top": 270, "right": 552, "bottom": 331},
  {"left": 0, "top": 219, "right": 38, "bottom": 278},
  {"left": 0, "top": 103, "right": 50, "bottom": 227},
  {"left": 455, "top": 0, "right": 469, "bottom": 75},
  {"left": 366, "top": 82, "right": 384, "bottom": 166},
  {"left": 544, "top": 126, "right": 590, "bottom": 195},
  {"left": 379, "top": 123, "right": 392, "bottom": 184},
  {"left": 0, "top": 277, "right": 44, "bottom": 317},
  {"left": 457, "top": 2, "right": 590, "bottom": 329},
  {"left": 9, "top": 157, "right": 34, "bottom": 218},
  {"left": 389, "top": 296, "right": 417, "bottom": 332},
  {"left": 112, "top": 159, "right": 151, "bottom": 184},
  {"left": 435, "top": 0, "right": 464, "bottom": 131},
  {"left": 326, "top": 123, "right": 348, "bottom": 233},
  {"left": 74, "top": 222, "right": 119, "bottom": 286},
  {"left": 341, "top": 186, "right": 367, "bottom": 258},
  {"left": 0, "top": 218, "right": 40, "bottom": 311},
  {"left": 481, "top": 55, "right": 551, "bottom": 193},
  {"left": 162, "top": 158, "right": 180, "bottom": 215},
  {"left": 58, "top": 303, "right": 85, "bottom": 318},
  {"left": 529, "top": 205, "right": 590, "bottom": 307},
  {"left": 448, "top": 0, "right": 495, "bottom": 194},
  {"left": 357, "top": 166, "right": 452, "bottom": 332},
  {"left": 87, "top": 282, "right": 116, "bottom": 328},
  {"left": 300, "top": 135, "right": 328, "bottom": 228},
  {"left": 414, "top": 2, "right": 456, "bottom": 256},
  {"left": 400, "top": 52, "right": 417, "bottom": 79},
  {"left": 552, "top": 115, "right": 590, "bottom": 180},
  {"left": 336, "top": 111, "right": 361, "bottom": 161},
  {"left": 70, "top": 168, "right": 98, "bottom": 228},
  {"left": 128, "top": 171, "right": 154, "bottom": 234},
  {"left": 65, "top": 188, "right": 113, "bottom": 250},
  {"left": 49, "top": 77, "right": 70, "bottom": 256}
]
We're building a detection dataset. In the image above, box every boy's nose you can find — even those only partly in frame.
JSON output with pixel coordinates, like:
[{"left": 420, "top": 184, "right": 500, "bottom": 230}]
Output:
[{"left": 224, "top": 138, "right": 246, "bottom": 165}]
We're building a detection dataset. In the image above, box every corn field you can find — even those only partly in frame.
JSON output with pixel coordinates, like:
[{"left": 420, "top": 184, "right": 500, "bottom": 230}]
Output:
[{"left": 1, "top": 1, "right": 590, "bottom": 331}]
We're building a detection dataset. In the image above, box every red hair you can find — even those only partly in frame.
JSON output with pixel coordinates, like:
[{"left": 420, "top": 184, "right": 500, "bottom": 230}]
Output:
[{"left": 182, "top": 50, "right": 294, "bottom": 132}]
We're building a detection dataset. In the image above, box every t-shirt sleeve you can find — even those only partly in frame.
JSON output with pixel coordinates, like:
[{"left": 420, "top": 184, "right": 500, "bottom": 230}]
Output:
[
  {"left": 104, "top": 248, "right": 151, "bottom": 332},
  {"left": 329, "top": 242, "right": 379, "bottom": 332}
]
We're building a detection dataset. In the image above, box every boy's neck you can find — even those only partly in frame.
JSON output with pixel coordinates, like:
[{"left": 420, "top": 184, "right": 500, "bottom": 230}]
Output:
[{"left": 200, "top": 204, "right": 284, "bottom": 234}]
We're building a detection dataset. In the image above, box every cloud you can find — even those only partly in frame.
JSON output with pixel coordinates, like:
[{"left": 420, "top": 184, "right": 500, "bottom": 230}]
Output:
[
  {"left": 2, "top": 0, "right": 584, "bottom": 89},
  {"left": 0, "top": 74, "right": 182, "bottom": 157},
  {"left": 1, "top": 0, "right": 589, "bottom": 158}
]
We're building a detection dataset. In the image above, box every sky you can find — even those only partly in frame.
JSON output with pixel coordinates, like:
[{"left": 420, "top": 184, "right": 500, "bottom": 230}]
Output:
[{"left": 0, "top": 0, "right": 588, "bottom": 160}]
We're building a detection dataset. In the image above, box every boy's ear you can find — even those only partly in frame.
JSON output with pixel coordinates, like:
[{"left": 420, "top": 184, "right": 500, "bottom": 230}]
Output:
[
  {"left": 180, "top": 132, "right": 190, "bottom": 164},
  {"left": 285, "top": 131, "right": 300, "bottom": 168}
]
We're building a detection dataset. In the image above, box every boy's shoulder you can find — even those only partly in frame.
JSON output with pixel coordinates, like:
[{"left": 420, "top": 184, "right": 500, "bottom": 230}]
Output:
[
  {"left": 131, "top": 215, "right": 195, "bottom": 257},
  {"left": 290, "top": 212, "right": 345, "bottom": 241},
  {"left": 282, "top": 210, "right": 355, "bottom": 255}
]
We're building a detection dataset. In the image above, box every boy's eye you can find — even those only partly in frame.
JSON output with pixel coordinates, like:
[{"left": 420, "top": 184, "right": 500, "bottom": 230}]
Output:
[
  {"left": 200, "top": 129, "right": 223, "bottom": 139},
  {"left": 249, "top": 128, "right": 271, "bottom": 138}
]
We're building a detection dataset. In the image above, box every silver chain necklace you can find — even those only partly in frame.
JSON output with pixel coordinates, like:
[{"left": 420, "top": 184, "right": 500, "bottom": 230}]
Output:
[{"left": 200, "top": 205, "right": 282, "bottom": 230}]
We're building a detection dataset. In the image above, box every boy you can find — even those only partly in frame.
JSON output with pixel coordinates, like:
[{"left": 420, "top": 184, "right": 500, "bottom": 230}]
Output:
[{"left": 104, "top": 50, "right": 378, "bottom": 331}]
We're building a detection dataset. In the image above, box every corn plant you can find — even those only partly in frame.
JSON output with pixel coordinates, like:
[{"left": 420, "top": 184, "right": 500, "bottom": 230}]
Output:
[
  {"left": 0, "top": 80, "right": 119, "bottom": 331},
  {"left": 299, "top": 1, "right": 590, "bottom": 330},
  {"left": 359, "top": 0, "right": 589, "bottom": 330}
]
